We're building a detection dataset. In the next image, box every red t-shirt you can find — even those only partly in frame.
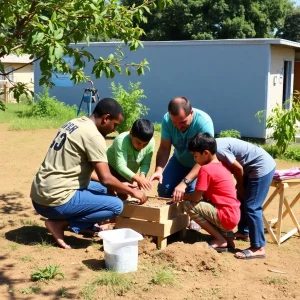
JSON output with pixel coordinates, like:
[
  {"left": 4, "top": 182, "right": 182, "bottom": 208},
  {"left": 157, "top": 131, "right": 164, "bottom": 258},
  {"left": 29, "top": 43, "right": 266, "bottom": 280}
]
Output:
[{"left": 195, "top": 162, "right": 240, "bottom": 230}]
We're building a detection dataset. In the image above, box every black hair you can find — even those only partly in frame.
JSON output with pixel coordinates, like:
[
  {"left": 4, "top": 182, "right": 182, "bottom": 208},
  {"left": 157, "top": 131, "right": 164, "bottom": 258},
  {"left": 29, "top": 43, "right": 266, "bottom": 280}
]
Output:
[
  {"left": 131, "top": 119, "right": 154, "bottom": 142},
  {"left": 168, "top": 96, "right": 192, "bottom": 116},
  {"left": 188, "top": 132, "right": 217, "bottom": 154},
  {"left": 93, "top": 98, "right": 124, "bottom": 119}
]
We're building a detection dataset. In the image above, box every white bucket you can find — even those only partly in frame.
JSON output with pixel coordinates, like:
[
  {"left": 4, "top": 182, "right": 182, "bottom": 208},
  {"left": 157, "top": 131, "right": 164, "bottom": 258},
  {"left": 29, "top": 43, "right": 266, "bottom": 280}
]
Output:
[{"left": 98, "top": 228, "right": 143, "bottom": 273}]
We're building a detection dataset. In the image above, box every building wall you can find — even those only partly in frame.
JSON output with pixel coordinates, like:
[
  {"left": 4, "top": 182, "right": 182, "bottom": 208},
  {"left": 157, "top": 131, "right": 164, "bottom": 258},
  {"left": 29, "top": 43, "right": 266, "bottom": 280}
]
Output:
[
  {"left": 35, "top": 42, "right": 270, "bottom": 138},
  {"left": 13, "top": 64, "right": 34, "bottom": 91},
  {"left": 268, "top": 46, "right": 295, "bottom": 111}
]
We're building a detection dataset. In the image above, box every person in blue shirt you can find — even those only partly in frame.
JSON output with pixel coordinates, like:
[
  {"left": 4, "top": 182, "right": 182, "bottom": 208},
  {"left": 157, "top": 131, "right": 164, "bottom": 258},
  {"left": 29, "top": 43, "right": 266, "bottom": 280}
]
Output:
[
  {"left": 216, "top": 138, "right": 276, "bottom": 260},
  {"left": 150, "top": 96, "right": 214, "bottom": 205}
]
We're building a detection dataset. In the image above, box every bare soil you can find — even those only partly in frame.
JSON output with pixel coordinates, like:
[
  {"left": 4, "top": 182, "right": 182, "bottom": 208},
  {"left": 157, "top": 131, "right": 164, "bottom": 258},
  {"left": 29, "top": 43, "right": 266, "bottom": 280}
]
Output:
[{"left": 0, "top": 124, "right": 300, "bottom": 300}]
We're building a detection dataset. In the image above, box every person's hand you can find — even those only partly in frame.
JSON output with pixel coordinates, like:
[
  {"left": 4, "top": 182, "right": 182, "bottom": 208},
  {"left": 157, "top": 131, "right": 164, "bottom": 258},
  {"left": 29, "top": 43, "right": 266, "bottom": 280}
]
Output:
[
  {"left": 131, "top": 189, "right": 148, "bottom": 205},
  {"left": 136, "top": 176, "right": 152, "bottom": 190},
  {"left": 122, "top": 182, "right": 138, "bottom": 189},
  {"left": 117, "top": 193, "right": 129, "bottom": 201},
  {"left": 150, "top": 170, "right": 163, "bottom": 184},
  {"left": 172, "top": 182, "right": 187, "bottom": 203}
]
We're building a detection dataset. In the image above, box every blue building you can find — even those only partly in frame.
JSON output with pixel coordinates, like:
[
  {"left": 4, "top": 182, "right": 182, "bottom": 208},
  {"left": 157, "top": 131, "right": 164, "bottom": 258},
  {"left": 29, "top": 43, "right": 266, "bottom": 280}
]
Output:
[{"left": 34, "top": 38, "right": 300, "bottom": 139}]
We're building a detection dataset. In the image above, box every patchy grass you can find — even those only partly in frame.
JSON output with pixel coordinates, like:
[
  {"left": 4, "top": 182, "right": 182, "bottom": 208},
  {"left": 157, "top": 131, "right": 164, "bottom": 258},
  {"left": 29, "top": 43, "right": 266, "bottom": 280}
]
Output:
[
  {"left": 94, "top": 271, "right": 133, "bottom": 296},
  {"left": 264, "top": 276, "right": 288, "bottom": 285},
  {"left": 21, "top": 285, "right": 41, "bottom": 295},
  {"left": 150, "top": 269, "right": 176, "bottom": 286},
  {"left": 20, "top": 255, "right": 33, "bottom": 262},
  {"left": 80, "top": 283, "right": 97, "bottom": 300}
]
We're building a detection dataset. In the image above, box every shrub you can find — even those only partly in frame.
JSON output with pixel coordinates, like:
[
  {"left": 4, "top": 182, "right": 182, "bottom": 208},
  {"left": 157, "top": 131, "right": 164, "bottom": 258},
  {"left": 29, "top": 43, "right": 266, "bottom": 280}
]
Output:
[
  {"left": 26, "top": 87, "right": 78, "bottom": 120},
  {"left": 217, "top": 129, "right": 241, "bottom": 139},
  {"left": 260, "top": 144, "right": 300, "bottom": 161},
  {"left": 110, "top": 81, "right": 148, "bottom": 133},
  {"left": 256, "top": 94, "right": 300, "bottom": 155}
]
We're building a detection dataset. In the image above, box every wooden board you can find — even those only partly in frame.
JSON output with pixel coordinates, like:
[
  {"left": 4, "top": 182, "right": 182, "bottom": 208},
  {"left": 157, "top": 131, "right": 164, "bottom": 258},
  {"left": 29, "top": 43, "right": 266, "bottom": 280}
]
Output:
[
  {"left": 115, "top": 214, "right": 189, "bottom": 238},
  {"left": 120, "top": 201, "right": 185, "bottom": 222}
]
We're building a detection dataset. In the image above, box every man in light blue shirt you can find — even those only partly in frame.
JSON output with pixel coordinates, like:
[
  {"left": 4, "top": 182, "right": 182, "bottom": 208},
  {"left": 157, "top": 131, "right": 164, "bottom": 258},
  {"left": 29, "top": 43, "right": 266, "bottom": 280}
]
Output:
[
  {"left": 216, "top": 138, "right": 276, "bottom": 260},
  {"left": 150, "top": 96, "right": 214, "bottom": 202}
]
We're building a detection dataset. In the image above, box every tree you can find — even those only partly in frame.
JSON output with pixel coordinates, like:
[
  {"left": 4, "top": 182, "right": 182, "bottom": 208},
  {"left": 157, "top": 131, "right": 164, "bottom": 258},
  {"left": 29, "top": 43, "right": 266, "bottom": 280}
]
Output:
[
  {"left": 121, "top": 0, "right": 293, "bottom": 41},
  {"left": 0, "top": 0, "right": 171, "bottom": 111},
  {"left": 277, "top": 8, "right": 300, "bottom": 42}
]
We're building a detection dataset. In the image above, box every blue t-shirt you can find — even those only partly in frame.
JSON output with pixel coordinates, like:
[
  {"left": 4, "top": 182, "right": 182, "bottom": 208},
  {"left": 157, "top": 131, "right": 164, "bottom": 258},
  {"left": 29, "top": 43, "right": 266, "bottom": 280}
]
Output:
[
  {"left": 216, "top": 138, "right": 276, "bottom": 178},
  {"left": 161, "top": 108, "right": 214, "bottom": 168}
]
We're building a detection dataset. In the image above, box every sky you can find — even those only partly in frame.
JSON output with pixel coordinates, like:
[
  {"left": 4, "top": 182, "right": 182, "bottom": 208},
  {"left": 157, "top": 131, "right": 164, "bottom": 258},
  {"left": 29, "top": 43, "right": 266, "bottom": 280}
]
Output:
[{"left": 296, "top": 0, "right": 300, "bottom": 6}]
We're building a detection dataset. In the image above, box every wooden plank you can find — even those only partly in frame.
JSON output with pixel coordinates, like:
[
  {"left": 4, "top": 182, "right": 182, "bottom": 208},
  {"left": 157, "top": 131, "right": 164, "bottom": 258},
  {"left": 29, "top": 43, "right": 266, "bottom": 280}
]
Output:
[
  {"left": 157, "top": 237, "right": 167, "bottom": 250},
  {"left": 120, "top": 201, "right": 185, "bottom": 222},
  {"left": 115, "top": 214, "right": 189, "bottom": 238}
]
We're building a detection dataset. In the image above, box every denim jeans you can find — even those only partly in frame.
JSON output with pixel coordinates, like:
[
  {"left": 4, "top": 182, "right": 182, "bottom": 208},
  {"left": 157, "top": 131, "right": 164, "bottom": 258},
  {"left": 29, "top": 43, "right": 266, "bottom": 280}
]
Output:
[
  {"left": 32, "top": 181, "right": 123, "bottom": 234},
  {"left": 158, "top": 155, "right": 196, "bottom": 198},
  {"left": 237, "top": 168, "right": 275, "bottom": 248}
]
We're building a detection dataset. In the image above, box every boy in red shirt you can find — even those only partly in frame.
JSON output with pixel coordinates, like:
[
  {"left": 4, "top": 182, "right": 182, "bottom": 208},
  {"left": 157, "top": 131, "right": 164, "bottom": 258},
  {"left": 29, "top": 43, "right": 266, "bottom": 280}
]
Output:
[{"left": 182, "top": 133, "right": 240, "bottom": 251}]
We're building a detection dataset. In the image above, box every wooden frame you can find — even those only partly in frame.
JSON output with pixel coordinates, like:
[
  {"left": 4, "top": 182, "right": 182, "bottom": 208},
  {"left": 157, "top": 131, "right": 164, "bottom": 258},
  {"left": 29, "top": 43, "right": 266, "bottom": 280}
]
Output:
[
  {"left": 116, "top": 198, "right": 189, "bottom": 249},
  {"left": 263, "top": 179, "right": 300, "bottom": 245}
]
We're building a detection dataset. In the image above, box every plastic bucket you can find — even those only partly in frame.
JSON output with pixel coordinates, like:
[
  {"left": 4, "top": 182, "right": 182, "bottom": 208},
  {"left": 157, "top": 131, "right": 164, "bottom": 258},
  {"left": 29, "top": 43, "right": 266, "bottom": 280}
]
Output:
[{"left": 98, "top": 228, "right": 143, "bottom": 273}]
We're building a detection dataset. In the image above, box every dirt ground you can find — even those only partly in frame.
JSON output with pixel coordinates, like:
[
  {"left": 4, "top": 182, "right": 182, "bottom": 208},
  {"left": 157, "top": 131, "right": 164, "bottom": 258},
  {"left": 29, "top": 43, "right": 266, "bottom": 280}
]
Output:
[{"left": 0, "top": 123, "right": 300, "bottom": 300}]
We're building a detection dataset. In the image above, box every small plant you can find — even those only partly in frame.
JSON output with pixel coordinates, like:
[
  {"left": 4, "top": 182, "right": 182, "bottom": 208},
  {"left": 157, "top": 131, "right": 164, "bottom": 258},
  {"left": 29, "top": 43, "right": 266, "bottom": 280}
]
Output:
[
  {"left": 110, "top": 81, "right": 148, "bottom": 133},
  {"left": 264, "top": 276, "right": 288, "bottom": 285},
  {"left": 9, "top": 243, "right": 19, "bottom": 251},
  {"left": 150, "top": 269, "right": 175, "bottom": 286},
  {"left": 31, "top": 265, "right": 64, "bottom": 281},
  {"left": 256, "top": 94, "right": 300, "bottom": 155},
  {"left": 20, "top": 255, "right": 32, "bottom": 262},
  {"left": 21, "top": 285, "right": 41, "bottom": 295},
  {"left": 57, "top": 287, "right": 68, "bottom": 297},
  {"left": 95, "top": 271, "right": 132, "bottom": 296},
  {"left": 218, "top": 129, "right": 241, "bottom": 139}
]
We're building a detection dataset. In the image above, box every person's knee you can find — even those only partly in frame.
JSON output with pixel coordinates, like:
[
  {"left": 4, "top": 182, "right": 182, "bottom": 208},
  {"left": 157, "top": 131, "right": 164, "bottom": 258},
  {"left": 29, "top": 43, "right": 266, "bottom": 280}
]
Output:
[{"left": 114, "top": 199, "right": 124, "bottom": 216}]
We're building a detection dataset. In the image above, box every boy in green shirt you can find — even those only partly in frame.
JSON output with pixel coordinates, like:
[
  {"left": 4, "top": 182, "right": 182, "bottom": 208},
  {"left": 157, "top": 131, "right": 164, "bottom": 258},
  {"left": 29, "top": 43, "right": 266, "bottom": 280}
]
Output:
[
  {"left": 91, "top": 119, "right": 155, "bottom": 191},
  {"left": 107, "top": 119, "right": 155, "bottom": 190}
]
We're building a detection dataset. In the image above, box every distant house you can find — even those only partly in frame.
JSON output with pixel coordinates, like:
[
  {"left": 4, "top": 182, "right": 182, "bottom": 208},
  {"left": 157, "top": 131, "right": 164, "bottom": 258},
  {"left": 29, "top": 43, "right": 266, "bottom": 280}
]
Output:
[
  {"left": 34, "top": 38, "right": 300, "bottom": 139},
  {"left": 0, "top": 54, "right": 34, "bottom": 102}
]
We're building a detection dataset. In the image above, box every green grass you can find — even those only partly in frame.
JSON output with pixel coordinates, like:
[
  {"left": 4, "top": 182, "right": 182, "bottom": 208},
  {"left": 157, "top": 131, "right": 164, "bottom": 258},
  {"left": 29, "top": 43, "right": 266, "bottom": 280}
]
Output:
[
  {"left": 94, "top": 271, "right": 133, "bottom": 296},
  {"left": 80, "top": 283, "right": 97, "bottom": 300},
  {"left": 150, "top": 269, "right": 176, "bottom": 286}
]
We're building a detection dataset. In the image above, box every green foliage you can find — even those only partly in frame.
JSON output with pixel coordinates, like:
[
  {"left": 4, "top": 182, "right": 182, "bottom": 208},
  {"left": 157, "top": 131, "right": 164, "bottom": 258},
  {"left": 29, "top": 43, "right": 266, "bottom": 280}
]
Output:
[
  {"left": 94, "top": 271, "right": 133, "bottom": 296},
  {"left": 31, "top": 265, "right": 64, "bottom": 281},
  {"left": 256, "top": 96, "right": 300, "bottom": 155},
  {"left": 277, "top": 8, "right": 300, "bottom": 42},
  {"left": 150, "top": 269, "right": 175, "bottom": 286},
  {"left": 0, "top": 0, "right": 171, "bottom": 101},
  {"left": 121, "top": 0, "right": 293, "bottom": 40},
  {"left": 26, "top": 87, "right": 77, "bottom": 119},
  {"left": 218, "top": 129, "right": 241, "bottom": 139},
  {"left": 110, "top": 81, "right": 148, "bottom": 133},
  {"left": 154, "top": 122, "right": 162, "bottom": 132},
  {"left": 261, "top": 144, "right": 300, "bottom": 161}
]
